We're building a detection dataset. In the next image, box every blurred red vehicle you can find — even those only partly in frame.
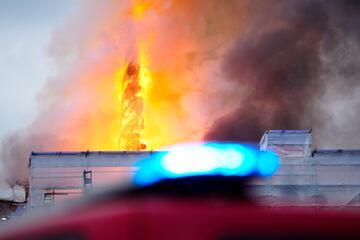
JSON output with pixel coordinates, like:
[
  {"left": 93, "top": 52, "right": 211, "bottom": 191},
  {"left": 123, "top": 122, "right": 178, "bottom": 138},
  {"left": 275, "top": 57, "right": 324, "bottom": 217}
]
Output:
[
  {"left": 2, "top": 143, "right": 360, "bottom": 239},
  {"left": 2, "top": 193, "right": 360, "bottom": 240}
]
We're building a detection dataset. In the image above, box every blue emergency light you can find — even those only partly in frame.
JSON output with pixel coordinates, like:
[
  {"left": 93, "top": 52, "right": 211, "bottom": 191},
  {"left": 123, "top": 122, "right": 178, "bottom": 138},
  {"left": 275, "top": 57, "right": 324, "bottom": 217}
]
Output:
[{"left": 133, "top": 142, "right": 279, "bottom": 186}]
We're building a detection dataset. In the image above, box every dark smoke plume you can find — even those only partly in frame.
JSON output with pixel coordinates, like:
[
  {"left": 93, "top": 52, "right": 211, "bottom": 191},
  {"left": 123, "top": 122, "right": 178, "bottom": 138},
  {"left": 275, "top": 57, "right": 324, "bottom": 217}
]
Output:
[{"left": 205, "top": 0, "right": 360, "bottom": 144}]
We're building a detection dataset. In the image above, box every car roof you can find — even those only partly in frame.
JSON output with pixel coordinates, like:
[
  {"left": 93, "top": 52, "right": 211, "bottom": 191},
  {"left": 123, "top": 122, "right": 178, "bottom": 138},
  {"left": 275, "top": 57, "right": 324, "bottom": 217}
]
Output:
[{"left": 3, "top": 198, "right": 360, "bottom": 240}]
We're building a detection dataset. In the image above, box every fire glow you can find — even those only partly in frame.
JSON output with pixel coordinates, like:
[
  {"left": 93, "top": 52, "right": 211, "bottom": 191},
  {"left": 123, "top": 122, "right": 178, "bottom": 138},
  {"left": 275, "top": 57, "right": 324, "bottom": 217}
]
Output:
[
  {"left": 61, "top": 0, "right": 253, "bottom": 152},
  {"left": 113, "top": 1, "right": 218, "bottom": 151},
  {"left": 42, "top": 0, "right": 252, "bottom": 152},
  {"left": 0, "top": 0, "right": 264, "bottom": 181}
]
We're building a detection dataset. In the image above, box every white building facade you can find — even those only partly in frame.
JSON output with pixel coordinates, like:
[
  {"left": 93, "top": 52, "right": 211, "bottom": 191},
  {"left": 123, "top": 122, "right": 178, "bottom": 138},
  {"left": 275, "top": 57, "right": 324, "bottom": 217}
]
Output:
[{"left": 28, "top": 130, "right": 360, "bottom": 210}]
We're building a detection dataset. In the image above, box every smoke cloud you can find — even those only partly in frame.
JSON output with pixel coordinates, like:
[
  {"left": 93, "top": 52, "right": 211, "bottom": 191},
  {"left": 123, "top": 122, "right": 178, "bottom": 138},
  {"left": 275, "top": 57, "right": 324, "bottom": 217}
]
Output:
[
  {"left": 205, "top": 0, "right": 360, "bottom": 146},
  {"left": 1, "top": 0, "right": 360, "bottom": 183}
]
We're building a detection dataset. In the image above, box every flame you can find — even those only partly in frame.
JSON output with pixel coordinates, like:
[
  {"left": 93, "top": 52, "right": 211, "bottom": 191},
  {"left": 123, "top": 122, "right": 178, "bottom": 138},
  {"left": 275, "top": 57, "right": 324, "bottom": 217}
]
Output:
[
  {"left": 131, "top": 2, "right": 151, "bottom": 19},
  {"left": 30, "top": 0, "right": 241, "bottom": 152}
]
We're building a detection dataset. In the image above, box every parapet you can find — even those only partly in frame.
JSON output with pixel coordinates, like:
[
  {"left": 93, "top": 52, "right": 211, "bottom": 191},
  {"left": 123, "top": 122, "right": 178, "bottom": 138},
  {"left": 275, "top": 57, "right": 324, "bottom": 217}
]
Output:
[{"left": 259, "top": 129, "right": 313, "bottom": 157}]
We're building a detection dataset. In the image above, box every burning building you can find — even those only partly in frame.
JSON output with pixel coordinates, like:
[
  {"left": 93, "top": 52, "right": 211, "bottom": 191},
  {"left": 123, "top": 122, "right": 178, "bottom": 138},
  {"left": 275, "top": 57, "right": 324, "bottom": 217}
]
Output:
[
  {"left": 2, "top": 0, "right": 360, "bottom": 192},
  {"left": 2, "top": 0, "right": 360, "bottom": 221}
]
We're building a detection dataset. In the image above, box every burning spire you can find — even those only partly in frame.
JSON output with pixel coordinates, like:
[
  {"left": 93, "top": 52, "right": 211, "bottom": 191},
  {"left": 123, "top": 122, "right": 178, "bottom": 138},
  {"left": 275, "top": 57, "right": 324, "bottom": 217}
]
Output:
[{"left": 118, "top": 62, "right": 147, "bottom": 150}]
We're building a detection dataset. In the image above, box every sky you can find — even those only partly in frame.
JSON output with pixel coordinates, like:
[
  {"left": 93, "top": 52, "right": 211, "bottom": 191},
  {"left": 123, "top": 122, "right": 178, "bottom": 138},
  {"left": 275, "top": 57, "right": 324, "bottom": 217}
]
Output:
[{"left": 0, "top": 0, "right": 76, "bottom": 141}]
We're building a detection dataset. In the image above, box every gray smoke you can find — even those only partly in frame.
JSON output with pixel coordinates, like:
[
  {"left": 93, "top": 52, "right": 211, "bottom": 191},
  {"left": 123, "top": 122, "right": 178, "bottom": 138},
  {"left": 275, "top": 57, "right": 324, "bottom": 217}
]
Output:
[{"left": 205, "top": 0, "right": 360, "bottom": 147}]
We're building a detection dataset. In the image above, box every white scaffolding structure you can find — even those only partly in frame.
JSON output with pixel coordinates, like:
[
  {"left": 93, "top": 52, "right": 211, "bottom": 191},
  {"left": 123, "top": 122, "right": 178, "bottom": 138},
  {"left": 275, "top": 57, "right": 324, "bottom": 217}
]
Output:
[
  {"left": 28, "top": 130, "right": 360, "bottom": 211},
  {"left": 257, "top": 130, "right": 360, "bottom": 209}
]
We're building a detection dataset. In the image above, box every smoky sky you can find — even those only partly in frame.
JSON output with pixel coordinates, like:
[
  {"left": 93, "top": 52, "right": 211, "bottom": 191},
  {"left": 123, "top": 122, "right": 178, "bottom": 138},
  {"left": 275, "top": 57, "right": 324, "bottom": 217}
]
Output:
[
  {"left": 2, "top": 0, "right": 360, "bottom": 184},
  {"left": 205, "top": 0, "right": 360, "bottom": 143}
]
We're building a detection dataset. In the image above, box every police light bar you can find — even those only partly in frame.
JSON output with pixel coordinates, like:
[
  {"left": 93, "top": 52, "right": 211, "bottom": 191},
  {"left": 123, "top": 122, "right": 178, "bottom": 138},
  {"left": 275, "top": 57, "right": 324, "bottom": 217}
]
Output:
[{"left": 133, "top": 142, "right": 279, "bottom": 186}]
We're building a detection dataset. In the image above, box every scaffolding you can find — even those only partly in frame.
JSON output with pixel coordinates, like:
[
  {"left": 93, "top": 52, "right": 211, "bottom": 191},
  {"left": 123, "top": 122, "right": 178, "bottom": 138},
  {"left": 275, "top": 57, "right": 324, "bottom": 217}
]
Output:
[
  {"left": 28, "top": 130, "right": 360, "bottom": 211},
  {"left": 257, "top": 130, "right": 360, "bottom": 209}
]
